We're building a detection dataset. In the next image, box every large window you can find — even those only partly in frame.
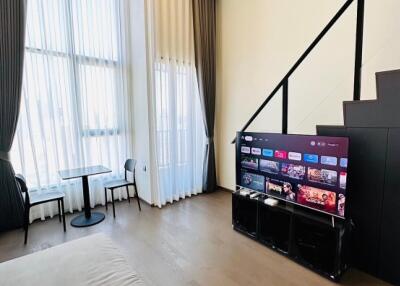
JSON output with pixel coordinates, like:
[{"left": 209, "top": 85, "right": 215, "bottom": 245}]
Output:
[
  {"left": 154, "top": 62, "right": 203, "bottom": 168},
  {"left": 153, "top": 60, "right": 205, "bottom": 206},
  {"left": 25, "top": 0, "right": 122, "bottom": 136},
  {"left": 11, "top": 0, "right": 130, "bottom": 220}
]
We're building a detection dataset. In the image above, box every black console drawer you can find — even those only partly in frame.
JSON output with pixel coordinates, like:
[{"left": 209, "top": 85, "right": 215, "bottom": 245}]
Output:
[
  {"left": 258, "top": 203, "right": 291, "bottom": 253},
  {"left": 292, "top": 216, "right": 339, "bottom": 275},
  {"left": 232, "top": 193, "right": 257, "bottom": 237}
]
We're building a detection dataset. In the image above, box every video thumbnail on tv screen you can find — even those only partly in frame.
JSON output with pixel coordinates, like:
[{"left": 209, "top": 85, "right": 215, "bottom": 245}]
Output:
[
  {"left": 281, "top": 163, "right": 306, "bottom": 180},
  {"left": 307, "top": 168, "right": 337, "bottom": 186},
  {"left": 296, "top": 185, "right": 336, "bottom": 214},
  {"left": 241, "top": 155, "right": 259, "bottom": 170},
  {"left": 236, "top": 132, "right": 349, "bottom": 218},
  {"left": 266, "top": 178, "right": 295, "bottom": 202},
  {"left": 240, "top": 171, "right": 265, "bottom": 193},
  {"left": 260, "top": 159, "right": 280, "bottom": 174}
]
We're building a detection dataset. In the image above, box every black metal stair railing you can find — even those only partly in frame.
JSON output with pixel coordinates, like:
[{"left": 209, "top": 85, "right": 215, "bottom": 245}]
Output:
[{"left": 231, "top": 0, "right": 365, "bottom": 144}]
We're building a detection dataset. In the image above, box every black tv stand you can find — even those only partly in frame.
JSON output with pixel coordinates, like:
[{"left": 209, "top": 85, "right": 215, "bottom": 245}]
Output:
[{"left": 232, "top": 191, "right": 350, "bottom": 281}]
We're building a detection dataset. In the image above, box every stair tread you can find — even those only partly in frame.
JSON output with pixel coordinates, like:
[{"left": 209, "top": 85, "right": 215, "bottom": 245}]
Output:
[{"left": 343, "top": 69, "right": 400, "bottom": 128}]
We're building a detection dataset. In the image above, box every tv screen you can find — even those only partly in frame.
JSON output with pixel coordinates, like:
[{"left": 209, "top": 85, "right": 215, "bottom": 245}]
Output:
[{"left": 236, "top": 132, "right": 349, "bottom": 218}]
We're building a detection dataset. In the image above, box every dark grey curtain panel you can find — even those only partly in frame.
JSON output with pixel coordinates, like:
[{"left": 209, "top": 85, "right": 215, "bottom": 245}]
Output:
[
  {"left": 0, "top": 0, "right": 26, "bottom": 231},
  {"left": 192, "top": 0, "right": 217, "bottom": 193}
]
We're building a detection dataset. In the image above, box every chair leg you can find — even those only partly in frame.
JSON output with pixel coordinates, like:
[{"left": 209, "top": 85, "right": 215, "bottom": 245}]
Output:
[
  {"left": 61, "top": 199, "right": 66, "bottom": 232},
  {"left": 126, "top": 186, "right": 131, "bottom": 204},
  {"left": 24, "top": 226, "right": 28, "bottom": 245},
  {"left": 134, "top": 184, "right": 141, "bottom": 211},
  {"left": 24, "top": 206, "right": 29, "bottom": 245},
  {"left": 111, "top": 189, "right": 116, "bottom": 218},
  {"left": 58, "top": 200, "right": 62, "bottom": 223},
  {"left": 104, "top": 188, "right": 108, "bottom": 211}
]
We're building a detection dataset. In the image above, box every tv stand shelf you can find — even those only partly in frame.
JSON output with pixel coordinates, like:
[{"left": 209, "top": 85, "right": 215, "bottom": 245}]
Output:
[{"left": 232, "top": 191, "right": 349, "bottom": 281}]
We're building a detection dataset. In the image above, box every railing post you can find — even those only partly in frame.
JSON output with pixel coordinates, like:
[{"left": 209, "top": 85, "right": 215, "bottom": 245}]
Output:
[
  {"left": 282, "top": 79, "right": 288, "bottom": 134},
  {"left": 353, "top": 0, "right": 364, "bottom": 101}
]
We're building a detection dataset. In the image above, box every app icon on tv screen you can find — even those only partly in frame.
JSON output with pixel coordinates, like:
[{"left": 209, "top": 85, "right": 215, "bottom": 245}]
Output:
[
  {"left": 236, "top": 132, "right": 349, "bottom": 218},
  {"left": 304, "top": 154, "right": 319, "bottom": 164},
  {"left": 262, "top": 149, "right": 274, "bottom": 157}
]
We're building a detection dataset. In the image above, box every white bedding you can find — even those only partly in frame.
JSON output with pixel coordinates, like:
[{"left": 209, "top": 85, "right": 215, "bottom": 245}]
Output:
[{"left": 0, "top": 233, "right": 145, "bottom": 286}]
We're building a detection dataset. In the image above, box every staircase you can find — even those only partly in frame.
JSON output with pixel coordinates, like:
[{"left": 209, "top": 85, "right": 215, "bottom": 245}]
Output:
[
  {"left": 318, "top": 69, "right": 400, "bottom": 285},
  {"left": 343, "top": 69, "right": 400, "bottom": 127}
]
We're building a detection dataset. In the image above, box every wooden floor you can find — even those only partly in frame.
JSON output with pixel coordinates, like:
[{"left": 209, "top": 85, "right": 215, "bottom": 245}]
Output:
[{"left": 0, "top": 191, "right": 390, "bottom": 286}]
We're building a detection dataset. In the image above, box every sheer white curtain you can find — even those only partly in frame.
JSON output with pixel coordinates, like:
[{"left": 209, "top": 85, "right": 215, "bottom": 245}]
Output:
[
  {"left": 10, "top": 0, "right": 132, "bottom": 221},
  {"left": 147, "top": 0, "right": 205, "bottom": 207}
]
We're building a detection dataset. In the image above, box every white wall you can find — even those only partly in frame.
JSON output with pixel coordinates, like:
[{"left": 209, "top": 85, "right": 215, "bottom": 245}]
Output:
[{"left": 216, "top": 0, "right": 400, "bottom": 190}]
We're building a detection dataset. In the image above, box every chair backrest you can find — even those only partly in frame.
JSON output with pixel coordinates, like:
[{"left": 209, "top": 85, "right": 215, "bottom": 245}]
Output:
[
  {"left": 15, "top": 174, "right": 30, "bottom": 206},
  {"left": 124, "top": 159, "right": 136, "bottom": 181}
]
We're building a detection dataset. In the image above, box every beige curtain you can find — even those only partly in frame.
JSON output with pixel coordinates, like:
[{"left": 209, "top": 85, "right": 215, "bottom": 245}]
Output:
[{"left": 152, "top": 0, "right": 194, "bottom": 63}]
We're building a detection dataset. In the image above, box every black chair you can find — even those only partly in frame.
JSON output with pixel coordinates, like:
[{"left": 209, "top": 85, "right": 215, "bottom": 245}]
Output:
[
  {"left": 104, "top": 159, "right": 141, "bottom": 218},
  {"left": 15, "top": 175, "right": 66, "bottom": 244}
]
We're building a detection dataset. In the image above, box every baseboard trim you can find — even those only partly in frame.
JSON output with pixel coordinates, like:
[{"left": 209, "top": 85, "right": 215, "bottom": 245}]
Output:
[{"left": 217, "top": 185, "right": 234, "bottom": 193}]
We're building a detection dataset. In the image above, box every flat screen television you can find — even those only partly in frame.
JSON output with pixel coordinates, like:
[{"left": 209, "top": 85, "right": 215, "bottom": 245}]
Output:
[{"left": 236, "top": 132, "right": 349, "bottom": 218}]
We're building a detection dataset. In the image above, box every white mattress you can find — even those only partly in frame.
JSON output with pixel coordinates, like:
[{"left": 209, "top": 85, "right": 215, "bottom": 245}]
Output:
[{"left": 0, "top": 233, "right": 145, "bottom": 286}]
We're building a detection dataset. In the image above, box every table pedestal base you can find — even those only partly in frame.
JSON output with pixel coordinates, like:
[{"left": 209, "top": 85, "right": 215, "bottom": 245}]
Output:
[{"left": 71, "top": 212, "right": 105, "bottom": 227}]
